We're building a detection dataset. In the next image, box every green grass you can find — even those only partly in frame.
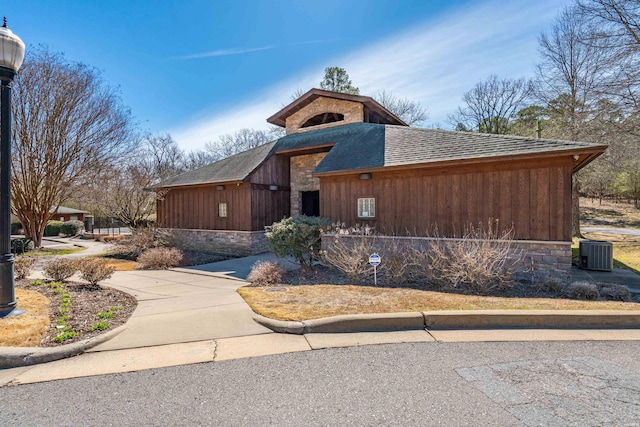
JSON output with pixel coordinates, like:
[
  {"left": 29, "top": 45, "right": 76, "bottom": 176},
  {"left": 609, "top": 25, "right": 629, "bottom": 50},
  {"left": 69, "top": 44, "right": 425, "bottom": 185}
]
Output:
[
  {"left": 24, "top": 247, "right": 86, "bottom": 257},
  {"left": 91, "top": 321, "right": 109, "bottom": 331},
  {"left": 97, "top": 311, "right": 115, "bottom": 320},
  {"left": 54, "top": 331, "right": 79, "bottom": 343}
]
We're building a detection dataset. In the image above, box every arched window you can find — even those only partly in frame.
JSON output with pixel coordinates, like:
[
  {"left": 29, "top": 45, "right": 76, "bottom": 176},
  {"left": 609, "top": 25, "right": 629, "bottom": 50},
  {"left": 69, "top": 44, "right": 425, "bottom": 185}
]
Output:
[{"left": 301, "top": 112, "right": 345, "bottom": 128}]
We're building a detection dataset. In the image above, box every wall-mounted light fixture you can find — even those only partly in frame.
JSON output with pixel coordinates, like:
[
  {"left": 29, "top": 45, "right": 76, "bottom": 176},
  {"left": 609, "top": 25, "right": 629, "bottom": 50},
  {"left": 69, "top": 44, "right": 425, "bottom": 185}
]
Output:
[
  {"left": 359, "top": 173, "right": 372, "bottom": 180},
  {"left": 216, "top": 185, "right": 225, "bottom": 191},
  {"left": 573, "top": 155, "right": 580, "bottom": 161},
  {"left": 269, "top": 185, "right": 279, "bottom": 191}
]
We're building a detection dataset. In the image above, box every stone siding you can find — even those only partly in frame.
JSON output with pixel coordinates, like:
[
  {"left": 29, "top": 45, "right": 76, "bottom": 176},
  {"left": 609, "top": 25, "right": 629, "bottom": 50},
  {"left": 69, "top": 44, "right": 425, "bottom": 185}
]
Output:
[
  {"left": 162, "top": 228, "right": 269, "bottom": 257},
  {"left": 285, "top": 97, "right": 364, "bottom": 134},
  {"left": 322, "top": 234, "right": 572, "bottom": 285},
  {"left": 290, "top": 152, "right": 327, "bottom": 216}
]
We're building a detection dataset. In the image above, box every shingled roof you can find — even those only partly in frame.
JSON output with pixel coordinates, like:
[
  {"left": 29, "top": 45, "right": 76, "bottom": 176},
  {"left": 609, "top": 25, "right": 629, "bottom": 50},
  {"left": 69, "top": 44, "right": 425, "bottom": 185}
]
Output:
[
  {"left": 274, "top": 123, "right": 607, "bottom": 175},
  {"left": 153, "top": 123, "right": 606, "bottom": 188},
  {"left": 152, "top": 141, "right": 276, "bottom": 188}
]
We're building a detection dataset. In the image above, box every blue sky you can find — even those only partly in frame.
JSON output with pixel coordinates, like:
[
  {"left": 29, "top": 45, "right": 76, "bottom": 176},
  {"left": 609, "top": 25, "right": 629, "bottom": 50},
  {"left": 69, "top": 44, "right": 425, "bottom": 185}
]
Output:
[{"left": 7, "top": 0, "right": 571, "bottom": 151}]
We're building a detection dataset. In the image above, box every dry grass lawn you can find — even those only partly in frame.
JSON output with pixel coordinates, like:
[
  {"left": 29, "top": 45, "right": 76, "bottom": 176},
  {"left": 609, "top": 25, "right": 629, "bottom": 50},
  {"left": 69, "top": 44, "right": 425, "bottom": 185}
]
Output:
[
  {"left": 0, "top": 289, "right": 50, "bottom": 347},
  {"left": 91, "top": 257, "right": 138, "bottom": 271},
  {"left": 239, "top": 285, "right": 640, "bottom": 322}
]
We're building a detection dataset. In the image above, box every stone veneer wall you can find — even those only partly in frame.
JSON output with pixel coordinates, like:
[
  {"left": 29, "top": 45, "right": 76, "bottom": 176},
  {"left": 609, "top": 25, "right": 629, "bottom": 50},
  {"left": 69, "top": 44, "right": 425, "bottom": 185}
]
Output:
[
  {"left": 163, "top": 228, "right": 270, "bottom": 257},
  {"left": 285, "top": 98, "right": 364, "bottom": 134},
  {"left": 321, "top": 234, "right": 572, "bottom": 284},
  {"left": 290, "top": 152, "right": 327, "bottom": 216}
]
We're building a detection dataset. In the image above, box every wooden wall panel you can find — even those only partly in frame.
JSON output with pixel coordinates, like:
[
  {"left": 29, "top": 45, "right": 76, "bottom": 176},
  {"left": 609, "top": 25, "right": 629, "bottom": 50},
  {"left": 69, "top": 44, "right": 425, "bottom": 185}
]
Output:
[
  {"left": 157, "top": 184, "right": 252, "bottom": 231},
  {"left": 319, "top": 157, "right": 573, "bottom": 241},
  {"left": 249, "top": 155, "right": 290, "bottom": 186}
]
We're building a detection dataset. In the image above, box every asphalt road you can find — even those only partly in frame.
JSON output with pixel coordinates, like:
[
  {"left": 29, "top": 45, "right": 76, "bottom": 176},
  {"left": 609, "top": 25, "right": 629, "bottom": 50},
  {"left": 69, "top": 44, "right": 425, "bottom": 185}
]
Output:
[{"left": 2, "top": 340, "right": 640, "bottom": 426}]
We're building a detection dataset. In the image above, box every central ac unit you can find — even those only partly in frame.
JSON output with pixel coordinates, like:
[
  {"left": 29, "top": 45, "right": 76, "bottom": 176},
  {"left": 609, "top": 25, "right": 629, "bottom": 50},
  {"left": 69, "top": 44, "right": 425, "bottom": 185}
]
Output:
[{"left": 579, "top": 240, "right": 613, "bottom": 272}]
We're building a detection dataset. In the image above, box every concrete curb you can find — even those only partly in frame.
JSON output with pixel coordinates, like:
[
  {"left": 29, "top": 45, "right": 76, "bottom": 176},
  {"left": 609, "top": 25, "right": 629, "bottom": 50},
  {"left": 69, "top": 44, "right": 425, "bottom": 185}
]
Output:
[
  {"left": 0, "top": 325, "right": 127, "bottom": 369},
  {"left": 254, "top": 310, "right": 640, "bottom": 334}
]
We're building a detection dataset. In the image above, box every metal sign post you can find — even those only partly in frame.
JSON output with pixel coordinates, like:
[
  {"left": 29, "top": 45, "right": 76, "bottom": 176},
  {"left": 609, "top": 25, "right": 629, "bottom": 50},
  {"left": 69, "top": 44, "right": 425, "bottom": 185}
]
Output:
[{"left": 369, "top": 253, "right": 381, "bottom": 286}]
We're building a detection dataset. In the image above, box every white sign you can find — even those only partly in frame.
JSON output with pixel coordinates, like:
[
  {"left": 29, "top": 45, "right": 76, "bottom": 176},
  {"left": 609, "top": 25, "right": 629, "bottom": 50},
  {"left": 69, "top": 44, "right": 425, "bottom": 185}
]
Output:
[{"left": 369, "top": 253, "right": 381, "bottom": 266}]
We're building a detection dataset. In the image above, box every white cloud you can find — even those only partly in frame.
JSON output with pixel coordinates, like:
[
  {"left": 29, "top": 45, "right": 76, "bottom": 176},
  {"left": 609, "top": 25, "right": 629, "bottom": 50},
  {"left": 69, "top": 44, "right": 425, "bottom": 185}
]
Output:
[
  {"left": 169, "top": 0, "right": 571, "bottom": 150},
  {"left": 173, "top": 45, "right": 275, "bottom": 60}
]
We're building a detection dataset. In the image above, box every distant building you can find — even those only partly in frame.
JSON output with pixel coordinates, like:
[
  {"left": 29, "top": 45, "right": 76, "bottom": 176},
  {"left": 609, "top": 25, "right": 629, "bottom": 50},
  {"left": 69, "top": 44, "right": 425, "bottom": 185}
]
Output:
[{"left": 50, "top": 206, "right": 89, "bottom": 223}]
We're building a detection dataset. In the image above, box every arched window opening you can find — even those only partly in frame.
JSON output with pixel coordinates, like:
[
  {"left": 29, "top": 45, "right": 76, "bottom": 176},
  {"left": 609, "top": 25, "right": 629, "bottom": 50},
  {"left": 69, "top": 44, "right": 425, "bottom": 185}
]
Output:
[{"left": 301, "top": 112, "right": 345, "bottom": 128}]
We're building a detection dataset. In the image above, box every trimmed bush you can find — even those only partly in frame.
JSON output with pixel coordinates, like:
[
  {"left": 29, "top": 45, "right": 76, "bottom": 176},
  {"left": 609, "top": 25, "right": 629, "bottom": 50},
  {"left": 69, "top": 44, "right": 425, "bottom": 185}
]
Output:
[
  {"left": 565, "top": 281, "right": 600, "bottom": 300},
  {"left": 266, "top": 216, "right": 332, "bottom": 268},
  {"left": 600, "top": 284, "right": 630, "bottom": 302},
  {"left": 78, "top": 258, "right": 116, "bottom": 285},
  {"left": 247, "top": 261, "right": 284, "bottom": 286},
  {"left": 44, "top": 221, "right": 64, "bottom": 237},
  {"left": 60, "top": 220, "right": 84, "bottom": 236},
  {"left": 14, "top": 256, "right": 36, "bottom": 279},
  {"left": 43, "top": 258, "right": 78, "bottom": 281},
  {"left": 11, "top": 237, "right": 34, "bottom": 254},
  {"left": 136, "top": 247, "right": 183, "bottom": 270}
]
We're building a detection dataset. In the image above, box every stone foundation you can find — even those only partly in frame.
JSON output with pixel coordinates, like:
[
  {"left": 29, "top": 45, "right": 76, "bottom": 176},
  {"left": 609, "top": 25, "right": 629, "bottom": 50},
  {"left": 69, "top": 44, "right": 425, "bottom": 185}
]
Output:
[
  {"left": 162, "top": 228, "right": 269, "bottom": 257},
  {"left": 322, "top": 234, "right": 572, "bottom": 285}
]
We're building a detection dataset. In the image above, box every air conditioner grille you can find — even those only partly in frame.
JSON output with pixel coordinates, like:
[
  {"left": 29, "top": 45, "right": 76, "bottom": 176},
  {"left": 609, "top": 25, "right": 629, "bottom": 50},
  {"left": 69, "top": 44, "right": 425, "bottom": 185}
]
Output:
[{"left": 579, "top": 240, "right": 613, "bottom": 272}]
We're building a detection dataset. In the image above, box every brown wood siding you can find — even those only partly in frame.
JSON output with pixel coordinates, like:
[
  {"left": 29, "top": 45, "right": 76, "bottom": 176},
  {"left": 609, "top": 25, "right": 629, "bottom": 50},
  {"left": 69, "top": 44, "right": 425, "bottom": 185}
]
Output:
[
  {"left": 157, "top": 184, "right": 252, "bottom": 231},
  {"left": 319, "top": 157, "right": 574, "bottom": 241},
  {"left": 249, "top": 154, "right": 291, "bottom": 230},
  {"left": 249, "top": 154, "right": 290, "bottom": 186},
  {"left": 251, "top": 187, "right": 291, "bottom": 230}
]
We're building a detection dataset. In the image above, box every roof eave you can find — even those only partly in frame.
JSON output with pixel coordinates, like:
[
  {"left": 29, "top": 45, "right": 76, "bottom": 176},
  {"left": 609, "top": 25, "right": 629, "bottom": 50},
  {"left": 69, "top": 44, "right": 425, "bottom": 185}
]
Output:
[{"left": 312, "top": 145, "right": 608, "bottom": 177}]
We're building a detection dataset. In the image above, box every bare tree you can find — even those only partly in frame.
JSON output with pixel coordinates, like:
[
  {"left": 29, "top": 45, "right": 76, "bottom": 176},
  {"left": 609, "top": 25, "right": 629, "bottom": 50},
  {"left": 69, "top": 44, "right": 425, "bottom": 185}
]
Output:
[
  {"left": 450, "top": 75, "right": 533, "bottom": 134},
  {"left": 536, "top": 6, "right": 616, "bottom": 238},
  {"left": 204, "top": 127, "right": 283, "bottom": 161},
  {"left": 183, "top": 150, "right": 216, "bottom": 171},
  {"left": 11, "top": 47, "right": 134, "bottom": 247},
  {"left": 374, "top": 90, "right": 429, "bottom": 126}
]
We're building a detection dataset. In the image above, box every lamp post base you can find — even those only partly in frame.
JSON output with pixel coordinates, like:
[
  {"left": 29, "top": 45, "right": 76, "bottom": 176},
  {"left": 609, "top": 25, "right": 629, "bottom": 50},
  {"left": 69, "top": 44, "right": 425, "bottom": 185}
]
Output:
[{"left": 0, "top": 307, "right": 25, "bottom": 318}]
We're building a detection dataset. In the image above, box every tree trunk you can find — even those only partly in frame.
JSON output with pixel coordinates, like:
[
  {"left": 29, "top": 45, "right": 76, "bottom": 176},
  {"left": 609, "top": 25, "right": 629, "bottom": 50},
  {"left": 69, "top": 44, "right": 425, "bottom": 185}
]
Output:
[{"left": 572, "top": 177, "right": 583, "bottom": 239}]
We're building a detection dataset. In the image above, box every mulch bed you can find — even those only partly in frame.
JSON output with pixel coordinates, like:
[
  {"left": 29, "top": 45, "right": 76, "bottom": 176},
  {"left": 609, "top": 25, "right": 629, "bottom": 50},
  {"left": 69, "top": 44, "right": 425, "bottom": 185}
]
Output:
[{"left": 16, "top": 279, "right": 137, "bottom": 347}]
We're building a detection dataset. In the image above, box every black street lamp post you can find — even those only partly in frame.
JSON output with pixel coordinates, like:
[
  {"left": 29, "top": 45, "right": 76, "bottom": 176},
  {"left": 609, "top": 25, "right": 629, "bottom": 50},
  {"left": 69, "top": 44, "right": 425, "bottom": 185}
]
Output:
[{"left": 0, "top": 18, "right": 25, "bottom": 318}]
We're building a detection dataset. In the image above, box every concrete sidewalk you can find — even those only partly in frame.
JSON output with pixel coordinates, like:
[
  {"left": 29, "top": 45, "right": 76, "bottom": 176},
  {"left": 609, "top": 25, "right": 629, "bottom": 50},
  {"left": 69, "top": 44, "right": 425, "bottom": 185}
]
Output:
[{"left": 89, "top": 269, "right": 272, "bottom": 351}]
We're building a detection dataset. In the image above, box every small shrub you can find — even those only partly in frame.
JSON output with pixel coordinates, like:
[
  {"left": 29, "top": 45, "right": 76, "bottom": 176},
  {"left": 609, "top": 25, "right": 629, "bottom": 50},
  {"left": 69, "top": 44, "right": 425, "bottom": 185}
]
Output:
[
  {"left": 535, "top": 278, "right": 564, "bottom": 294},
  {"left": 322, "top": 235, "right": 376, "bottom": 284},
  {"left": 565, "top": 281, "right": 600, "bottom": 300},
  {"left": 420, "top": 222, "right": 523, "bottom": 293},
  {"left": 30, "top": 280, "right": 46, "bottom": 286},
  {"left": 136, "top": 247, "right": 183, "bottom": 270},
  {"left": 44, "top": 221, "right": 64, "bottom": 237},
  {"left": 14, "top": 256, "right": 36, "bottom": 279},
  {"left": 247, "top": 261, "right": 284, "bottom": 286},
  {"left": 78, "top": 258, "right": 115, "bottom": 285},
  {"left": 266, "top": 216, "right": 332, "bottom": 268},
  {"left": 11, "top": 237, "right": 34, "bottom": 254},
  {"left": 60, "top": 220, "right": 84, "bottom": 236},
  {"left": 599, "top": 284, "right": 630, "bottom": 302},
  {"left": 54, "top": 331, "right": 79, "bottom": 343},
  {"left": 43, "top": 258, "right": 78, "bottom": 281},
  {"left": 112, "top": 228, "right": 159, "bottom": 259},
  {"left": 57, "top": 315, "right": 71, "bottom": 325},
  {"left": 110, "top": 305, "right": 123, "bottom": 311},
  {"left": 91, "top": 321, "right": 110, "bottom": 331}
]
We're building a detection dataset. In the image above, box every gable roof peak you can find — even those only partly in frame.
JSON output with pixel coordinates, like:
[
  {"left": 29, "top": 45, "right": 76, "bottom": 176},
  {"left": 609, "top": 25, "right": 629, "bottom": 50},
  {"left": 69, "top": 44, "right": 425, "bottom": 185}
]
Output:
[{"left": 267, "top": 88, "right": 407, "bottom": 129}]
